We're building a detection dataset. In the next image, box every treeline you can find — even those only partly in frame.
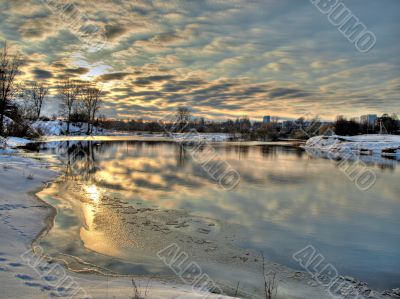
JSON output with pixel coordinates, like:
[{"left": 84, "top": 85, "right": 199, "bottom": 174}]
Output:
[
  {"left": 98, "top": 113, "right": 327, "bottom": 141},
  {"left": 98, "top": 116, "right": 254, "bottom": 134},
  {"left": 99, "top": 113, "right": 400, "bottom": 141},
  {"left": 335, "top": 114, "right": 399, "bottom": 135},
  {"left": 0, "top": 42, "right": 103, "bottom": 137}
]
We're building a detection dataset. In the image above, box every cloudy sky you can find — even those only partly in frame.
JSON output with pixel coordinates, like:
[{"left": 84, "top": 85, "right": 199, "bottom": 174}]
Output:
[{"left": 1, "top": 0, "right": 399, "bottom": 121}]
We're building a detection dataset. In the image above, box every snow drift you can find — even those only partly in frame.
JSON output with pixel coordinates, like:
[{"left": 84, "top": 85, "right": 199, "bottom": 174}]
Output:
[
  {"left": 31, "top": 120, "right": 106, "bottom": 136},
  {"left": 304, "top": 135, "right": 400, "bottom": 160},
  {"left": 0, "top": 136, "right": 31, "bottom": 149}
]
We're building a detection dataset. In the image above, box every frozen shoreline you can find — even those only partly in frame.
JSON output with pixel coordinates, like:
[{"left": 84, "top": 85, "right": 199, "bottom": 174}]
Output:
[
  {"left": 0, "top": 143, "right": 399, "bottom": 298},
  {"left": 0, "top": 152, "right": 236, "bottom": 298},
  {"left": 303, "top": 135, "right": 400, "bottom": 161}
]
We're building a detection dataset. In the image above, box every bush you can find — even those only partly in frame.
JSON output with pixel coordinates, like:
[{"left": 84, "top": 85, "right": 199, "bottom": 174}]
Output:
[
  {"left": 334, "top": 117, "right": 361, "bottom": 136},
  {"left": 291, "top": 129, "right": 310, "bottom": 140},
  {"left": 4, "top": 121, "right": 41, "bottom": 138}
]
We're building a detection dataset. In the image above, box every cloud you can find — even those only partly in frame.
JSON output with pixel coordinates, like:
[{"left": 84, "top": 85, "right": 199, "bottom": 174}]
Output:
[
  {"left": 98, "top": 72, "right": 132, "bottom": 81},
  {"left": 65, "top": 67, "right": 90, "bottom": 75},
  {"left": 0, "top": 0, "right": 398, "bottom": 120},
  {"left": 104, "top": 24, "right": 128, "bottom": 40},
  {"left": 268, "top": 88, "right": 312, "bottom": 99},
  {"left": 32, "top": 69, "right": 53, "bottom": 79},
  {"left": 134, "top": 75, "right": 176, "bottom": 86}
]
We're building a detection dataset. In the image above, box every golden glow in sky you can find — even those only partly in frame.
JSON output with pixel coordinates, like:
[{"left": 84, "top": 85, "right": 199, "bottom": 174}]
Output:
[{"left": 1, "top": 0, "right": 399, "bottom": 121}]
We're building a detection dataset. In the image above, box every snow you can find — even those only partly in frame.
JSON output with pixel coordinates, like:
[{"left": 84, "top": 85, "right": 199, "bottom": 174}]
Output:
[
  {"left": 304, "top": 134, "right": 400, "bottom": 159},
  {"left": 169, "top": 132, "right": 231, "bottom": 142},
  {"left": 1, "top": 116, "right": 17, "bottom": 137},
  {"left": 0, "top": 153, "right": 235, "bottom": 299},
  {"left": 0, "top": 137, "right": 32, "bottom": 149},
  {"left": 31, "top": 120, "right": 64, "bottom": 135},
  {"left": 31, "top": 120, "right": 107, "bottom": 136},
  {"left": 2, "top": 115, "right": 14, "bottom": 127},
  {"left": 31, "top": 121, "right": 233, "bottom": 141},
  {"left": 4, "top": 137, "right": 32, "bottom": 147}
]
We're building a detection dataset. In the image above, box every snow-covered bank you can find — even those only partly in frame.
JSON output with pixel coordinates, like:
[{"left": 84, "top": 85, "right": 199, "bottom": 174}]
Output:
[
  {"left": 0, "top": 153, "right": 236, "bottom": 299},
  {"left": 304, "top": 135, "right": 400, "bottom": 161},
  {"left": 28, "top": 120, "right": 234, "bottom": 142},
  {"left": 169, "top": 132, "right": 231, "bottom": 142},
  {"left": 31, "top": 120, "right": 108, "bottom": 136},
  {"left": 0, "top": 136, "right": 32, "bottom": 149},
  {"left": 36, "top": 133, "right": 233, "bottom": 144}
]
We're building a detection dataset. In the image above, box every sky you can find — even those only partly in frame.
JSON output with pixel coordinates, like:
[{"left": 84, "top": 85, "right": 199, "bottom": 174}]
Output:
[{"left": 0, "top": 0, "right": 399, "bottom": 121}]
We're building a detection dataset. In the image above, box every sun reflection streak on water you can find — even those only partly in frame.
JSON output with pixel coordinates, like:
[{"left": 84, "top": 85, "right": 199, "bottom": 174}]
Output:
[{"left": 85, "top": 184, "right": 101, "bottom": 203}]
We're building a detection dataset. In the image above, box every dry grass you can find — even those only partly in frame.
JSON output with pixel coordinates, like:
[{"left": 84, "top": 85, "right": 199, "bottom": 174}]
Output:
[
  {"left": 130, "top": 278, "right": 151, "bottom": 299},
  {"left": 261, "top": 252, "right": 278, "bottom": 299}
]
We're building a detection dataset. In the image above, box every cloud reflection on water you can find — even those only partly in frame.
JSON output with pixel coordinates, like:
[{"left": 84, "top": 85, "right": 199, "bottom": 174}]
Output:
[{"left": 35, "top": 141, "right": 400, "bottom": 290}]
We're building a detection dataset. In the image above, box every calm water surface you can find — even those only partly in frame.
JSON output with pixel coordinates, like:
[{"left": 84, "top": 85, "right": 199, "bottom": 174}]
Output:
[{"left": 31, "top": 140, "right": 400, "bottom": 291}]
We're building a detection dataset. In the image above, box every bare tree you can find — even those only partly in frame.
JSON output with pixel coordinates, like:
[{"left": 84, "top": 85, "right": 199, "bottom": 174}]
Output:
[
  {"left": 81, "top": 82, "right": 102, "bottom": 134},
  {"left": 26, "top": 82, "right": 49, "bottom": 120},
  {"left": 58, "top": 78, "right": 80, "bottom": 134},
  {"left": 0, "top": 42, "right": 21, "bottom": 135},
  {"left": 176, "top": 106, "right": 191, "bottom": 132}
]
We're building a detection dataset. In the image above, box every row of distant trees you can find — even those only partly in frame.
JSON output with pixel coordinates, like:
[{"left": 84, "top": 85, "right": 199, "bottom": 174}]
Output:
[
  {"left": 98, "top": 114, "right": 255, "bottom": 135},
  {"left": 99, "top": 113, "right": 309, "bottom": 140},
  {"left": 335, "top": 114, "right": 399, "bottom": 135},
  {"left": 0, "top": 42, "right": 103, "bottom": 137},
  {"left": 100, "top": 112, "right": 399, "bottom": 141}
]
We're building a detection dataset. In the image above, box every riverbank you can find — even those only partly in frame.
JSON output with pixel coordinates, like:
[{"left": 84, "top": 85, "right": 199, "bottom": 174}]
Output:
[
  {"left": 0, "top": 141, "right": 399, "bottom": 298},
  {"left": 304, "top": 135, "right": 400, "bottom": 160},
  {"left": 0, "top": 151, "right": 237, "bottom": 298}
]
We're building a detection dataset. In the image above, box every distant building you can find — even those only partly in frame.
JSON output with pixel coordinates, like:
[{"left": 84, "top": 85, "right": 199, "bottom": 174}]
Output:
[
  {"left": 263, "top": 116, "right": 271, "bottom": 124},
  {"left": 360, "top": 114, "right": 377, "bottom": 125}
]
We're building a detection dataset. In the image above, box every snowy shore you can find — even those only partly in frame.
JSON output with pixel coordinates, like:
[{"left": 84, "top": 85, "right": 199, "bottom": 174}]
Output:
[
  {"left": 303, "top": 135, "right": 400, "bottom": 161},
  {"left": 0, "top": 153, "right": 237, "bottom": 299},
  {"left": 31, "top": 120, "right": 108, "bottom": 136},
  {"left": 31, "top": 120, "right": 232, "bottom": 142},
  {"left": 0, "top": 136, "right": 32, "bottom": 149}
]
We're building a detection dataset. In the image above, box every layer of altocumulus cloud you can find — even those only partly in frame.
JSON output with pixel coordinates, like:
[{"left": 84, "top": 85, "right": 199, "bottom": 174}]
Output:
[{"left": 0, "top": 0, "right": 399, "bottom": 120}]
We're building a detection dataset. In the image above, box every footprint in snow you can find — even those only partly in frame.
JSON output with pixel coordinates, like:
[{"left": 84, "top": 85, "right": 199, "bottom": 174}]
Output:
[
  {"left": 25, "top": 282, "right": 55, "bottom": 292},
  {"left": 39, "top": 265, "right": 51, "bottom": 272},
  {"left": 15, "top": 274, "right": 34, "bottom": 281},
  {"left": 24, "top": 282, "right": 42, "bottom": 288},
  {"left": 44, "top": 275, "right": 58, "bottom": 282},
  {"left": 41, "top": 285, "right": 55, "bottom": 291}
]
